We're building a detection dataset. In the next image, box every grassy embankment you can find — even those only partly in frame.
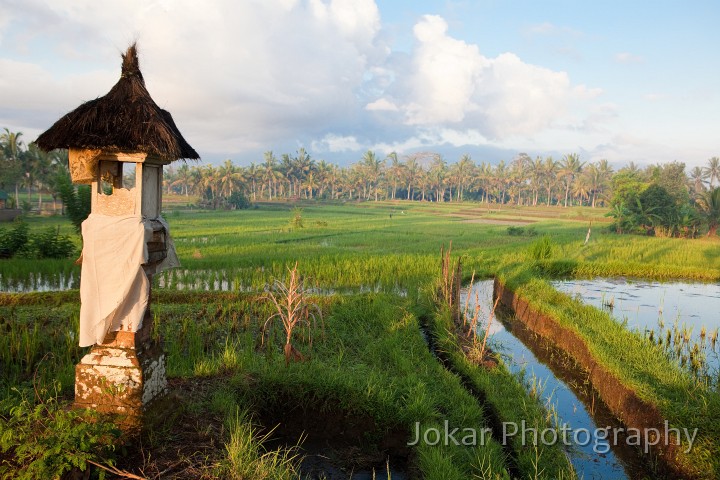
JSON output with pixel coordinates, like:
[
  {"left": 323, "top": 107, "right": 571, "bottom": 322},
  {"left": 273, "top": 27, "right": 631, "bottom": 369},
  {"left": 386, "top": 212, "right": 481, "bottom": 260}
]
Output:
[{"left": 2, "top": 289, "right": 522, "bottom": 478}]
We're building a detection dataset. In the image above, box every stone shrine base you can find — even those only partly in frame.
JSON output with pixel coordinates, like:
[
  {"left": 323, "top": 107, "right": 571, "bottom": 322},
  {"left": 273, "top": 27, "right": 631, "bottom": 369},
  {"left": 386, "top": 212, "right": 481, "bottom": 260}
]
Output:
[{"left": 75, "top": 341, "right": 167, "bottom": 422}]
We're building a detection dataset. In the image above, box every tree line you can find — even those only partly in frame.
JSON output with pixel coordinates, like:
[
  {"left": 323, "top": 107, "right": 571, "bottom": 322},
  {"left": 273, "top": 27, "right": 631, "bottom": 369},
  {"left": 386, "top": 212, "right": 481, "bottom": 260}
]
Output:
[{"left": 1, "top": 127, "right": 719, "bottom": 237}]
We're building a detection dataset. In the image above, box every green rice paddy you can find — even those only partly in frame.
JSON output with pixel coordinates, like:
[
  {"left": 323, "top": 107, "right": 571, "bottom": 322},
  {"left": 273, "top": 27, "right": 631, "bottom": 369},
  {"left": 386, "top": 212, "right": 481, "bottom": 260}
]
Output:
[{"left": 2, "top": 201, "right": 720, "bottom": 478}]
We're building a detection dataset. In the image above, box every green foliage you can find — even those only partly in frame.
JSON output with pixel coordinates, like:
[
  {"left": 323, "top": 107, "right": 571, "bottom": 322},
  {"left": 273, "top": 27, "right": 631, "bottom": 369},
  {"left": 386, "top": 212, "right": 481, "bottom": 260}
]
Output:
[
  {"left": 506, "top": 226, "right": 537, "bottom": 236},
  {"left": 26, "top": 227, "right": 75, "bottom": 259},
  {"left": 0, "top": 222, "right": 74, "bottom": 259},
  {"left": 0, "top": 221, "right": 29, "bottom": 258},
  {"left": 19, "top": 200, "right": 32, "bottom": 215},
  {"left": 529, "top": 235, "right": 555, "bottom": 260},
  {"left": 228, "top": 191, "right": 251, "bottom": 210},
  {"left": 0, "top": 384, "right": 120, "bottom": 480},
  {"left": 222, "top": 408, "right": 301, "bottom": 479},
  {"left": 56, "top": 172, "right": 90, "bottom": 232},
  {"left": 290, "top": 207, "right": 304, "bottom": 229},
  {"left": 696, "top": 187, "right": 720, "bottom": 236},
  {"left": 652, "top": 161, "right": 690, "bottom": 206}
]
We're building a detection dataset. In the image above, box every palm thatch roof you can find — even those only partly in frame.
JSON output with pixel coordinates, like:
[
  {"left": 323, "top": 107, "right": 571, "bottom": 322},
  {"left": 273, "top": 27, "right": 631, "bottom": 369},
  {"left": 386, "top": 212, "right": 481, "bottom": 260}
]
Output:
[{"left": 36, "top": 43, "right": 199, "bottom": 161}]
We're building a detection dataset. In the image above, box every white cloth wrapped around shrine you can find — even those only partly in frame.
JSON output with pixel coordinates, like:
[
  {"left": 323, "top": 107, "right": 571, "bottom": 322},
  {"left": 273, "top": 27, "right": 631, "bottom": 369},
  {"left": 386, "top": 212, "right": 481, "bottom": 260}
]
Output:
[{"left": 78, "top": 214, "right": 179, "bottom": 347}]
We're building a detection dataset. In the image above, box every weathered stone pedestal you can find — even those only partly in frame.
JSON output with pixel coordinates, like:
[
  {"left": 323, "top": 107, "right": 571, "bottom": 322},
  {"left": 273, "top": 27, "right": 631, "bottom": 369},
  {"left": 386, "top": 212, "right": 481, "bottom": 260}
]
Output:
[
  {"left": 75, "top": 345, "right": 166, "bottom": 415},
  {"left": 74, "top": 291, "right": 167, "bottom": 422}
]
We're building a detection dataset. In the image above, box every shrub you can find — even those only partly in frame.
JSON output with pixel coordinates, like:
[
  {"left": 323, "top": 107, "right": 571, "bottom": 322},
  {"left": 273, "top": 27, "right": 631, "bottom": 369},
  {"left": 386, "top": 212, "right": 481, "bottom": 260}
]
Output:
[
  {"left": 56, "top": 172, "right": 90, "bottom": 232},
  {"left": 0, "top": 384, "right": 121, "bottom": 480},
  {"left": 228, "top": 191, "right": 251, "bottom": 210},
  {"left": 507, "top": 226, "right": 538, "bottom": 237},
  {"left": 19, "top": 201, "right": 32, "bottom": 215},
  {"left": 0, "top": 223, "right": 75, "bottom": 260},
  {"left": 290, "top": 207, "right": 304, "bottom": 229},
  {"left": 25, "top": 227, "right": 75, "bottom": 259},
  {"left": 0, "top": 221, "right": 29, "bottom": 259}
]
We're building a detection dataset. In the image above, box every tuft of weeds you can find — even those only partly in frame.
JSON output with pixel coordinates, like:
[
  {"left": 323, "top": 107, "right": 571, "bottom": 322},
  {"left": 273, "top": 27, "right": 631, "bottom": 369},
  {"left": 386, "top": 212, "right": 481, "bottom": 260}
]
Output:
[{"left": 263, "top": 263, "right": 322, "bottom": 365}]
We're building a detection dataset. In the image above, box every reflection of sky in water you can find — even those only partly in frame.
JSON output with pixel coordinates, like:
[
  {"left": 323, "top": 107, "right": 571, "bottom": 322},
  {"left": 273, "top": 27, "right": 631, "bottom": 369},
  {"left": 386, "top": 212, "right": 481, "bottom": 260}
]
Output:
[
  {"left": 463, "top": 281, "right": 630, "bottom": 480},
  {"left": 552, "top": 279, "right": 720, "bottom": 375}
]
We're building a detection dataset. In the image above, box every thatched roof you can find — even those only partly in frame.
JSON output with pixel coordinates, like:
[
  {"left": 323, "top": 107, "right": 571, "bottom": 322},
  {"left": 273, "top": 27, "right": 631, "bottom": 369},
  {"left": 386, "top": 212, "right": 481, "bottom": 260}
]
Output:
[{"left": 36, "top": 43, "right": 199, "bottom": 161}]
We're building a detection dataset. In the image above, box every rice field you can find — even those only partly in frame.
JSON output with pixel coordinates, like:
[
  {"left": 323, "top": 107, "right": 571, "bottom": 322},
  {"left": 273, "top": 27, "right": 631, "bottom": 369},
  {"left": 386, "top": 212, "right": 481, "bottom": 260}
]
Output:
[{"left": 2, "top": 201, "right": 720, "bottom": 478}]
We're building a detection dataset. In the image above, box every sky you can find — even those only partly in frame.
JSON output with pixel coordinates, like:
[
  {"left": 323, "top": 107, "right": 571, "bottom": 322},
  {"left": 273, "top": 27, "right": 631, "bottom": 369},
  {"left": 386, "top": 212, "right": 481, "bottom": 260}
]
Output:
[{"left": 0, "top": 0, "right": 718, "bottom": 169}]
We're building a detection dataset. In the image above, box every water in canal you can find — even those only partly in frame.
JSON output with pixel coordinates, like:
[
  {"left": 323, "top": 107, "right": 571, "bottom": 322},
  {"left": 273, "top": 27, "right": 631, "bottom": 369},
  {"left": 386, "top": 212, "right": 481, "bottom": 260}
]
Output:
[
  {"left": 552, "top": 278, "right": 720, "bottom": 386},
  {"left": 464, "top": 280, "right": 653, "bottom": 480}
]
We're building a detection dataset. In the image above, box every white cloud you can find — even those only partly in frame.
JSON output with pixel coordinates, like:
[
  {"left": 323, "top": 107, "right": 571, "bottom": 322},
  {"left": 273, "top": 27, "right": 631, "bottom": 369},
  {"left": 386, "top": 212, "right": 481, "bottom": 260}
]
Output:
[
  {"left": 615, "top": 52, "right": 644, "bottom": 64},
  {"left": 365, "top": 98, "right": 398, "bottom": 111},
  {"left": 311, "top": 133, "right": 363, "bottom": 152},
  {"left": 384, "top": 15, "right": 594, "bottom": 141},
  {"left": 0, "top": 0, "right": 384, "bottom": 155},
  {"left": 0, "top": 2, "right": 612, "bottom": 164}
]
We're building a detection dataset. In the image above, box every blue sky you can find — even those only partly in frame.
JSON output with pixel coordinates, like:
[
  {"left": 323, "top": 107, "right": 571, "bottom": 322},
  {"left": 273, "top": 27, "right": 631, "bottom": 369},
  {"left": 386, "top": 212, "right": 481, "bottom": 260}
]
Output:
[{"left": 0, "top": 0, "right": 718, "bottom": 168}]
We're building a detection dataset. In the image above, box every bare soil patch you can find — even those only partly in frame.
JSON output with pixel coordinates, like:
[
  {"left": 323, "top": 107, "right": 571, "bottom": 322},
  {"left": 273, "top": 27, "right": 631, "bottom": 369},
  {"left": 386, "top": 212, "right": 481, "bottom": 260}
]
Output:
[{"left": 459, "top": 217, "right": 536, "bottom": 226}]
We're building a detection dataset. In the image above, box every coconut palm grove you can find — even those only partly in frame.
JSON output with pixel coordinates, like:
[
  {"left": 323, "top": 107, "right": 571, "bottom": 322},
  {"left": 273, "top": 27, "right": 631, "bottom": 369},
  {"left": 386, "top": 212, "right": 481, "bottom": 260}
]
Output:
[{"left": 2, "top": 134, "right": 719, "bottom": 239}]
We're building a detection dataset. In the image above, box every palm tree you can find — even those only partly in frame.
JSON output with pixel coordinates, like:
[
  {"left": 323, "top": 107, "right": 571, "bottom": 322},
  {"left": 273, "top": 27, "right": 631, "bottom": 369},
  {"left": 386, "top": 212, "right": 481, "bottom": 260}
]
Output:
[
  {"left": 474, "top": 162, "right": 493, "bottom": 203},
  {"left": 218, "top": 159, "right": 240, "bottom": 199},
  {"left": 293, "top": 148, "right": 314, "bottom": 198},
  {"left": 246, "top": 162, "right": 260, "bottom": 201},
  {"left": 572, "top": 174, "right": 591, "bottom": 206},
  {"left": 386, "top": 152, "right": 404, "bottom": 200},
  {"left": 23, "top": 143, "right": 52, "bottom": 211},
  {"left": 582, "top": 163, "right": 603, "bottom": 208},
  {"left": 429, "top": 155, "right": 447, "bottom": 202},
  {"left": 450, "top": 154, "right": 474, "bottom": 201},
  {"left": 493, "top": 161, "right": 508, "bottom": 204},
  {"left": 261, "top": 151, "right": 278, "bottom": 200},
  {"left": 509, "top": 154, "right": 530, "bottom": 205},
  {"left": 696, "top": 187, "right": 720, "bottom": 236},
  {"left": 404, "top": 156, "right": 421, "bottom": 200},
  {"left": 595, "top": 159, "right": 614, "bottom": 207},
  {"left": 558, "top": 153, "right": 583, "bottom": 207},
  {"left": 172, "top": 163, "right": 194, "bottom": 197},
  {"left": 280, "top": 153, "right": 294, "bottom": 199},
  {"left": 303, "top": 171, "right": 319, "bottom": 199},
  {"left": 542, "top": 157, "right": 558, "bottom": 206},
  {"left": 0, "top": 128, "right": 24, "bottom": 201},
  {"left": 704, "top": 157, "right": 720, "bottom": 188},
  {"left": 528, "top": 156, "right": 544, "bottom": 206},
  {"left": 315, "top": 160, "right": 332, "bottom": 199},
  {"left": 361, "top": 150, "right": 383, "bottom": 201},
  {"left": 689, "top": 166, "right": 708, "bottom": 196}
]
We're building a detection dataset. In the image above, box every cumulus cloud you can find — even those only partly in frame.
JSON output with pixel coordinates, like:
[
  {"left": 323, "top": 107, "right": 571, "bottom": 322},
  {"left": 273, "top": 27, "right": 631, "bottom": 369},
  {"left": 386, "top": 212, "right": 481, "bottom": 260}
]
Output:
[
  {"left": 383, "top": 15, "right": 595, "bottom": 141},
  {"left": 0, "top": 0, "right": 384, "bottom": 155},
  {"left": 0, "top": 2, "right": 606, "bottom": 164}
]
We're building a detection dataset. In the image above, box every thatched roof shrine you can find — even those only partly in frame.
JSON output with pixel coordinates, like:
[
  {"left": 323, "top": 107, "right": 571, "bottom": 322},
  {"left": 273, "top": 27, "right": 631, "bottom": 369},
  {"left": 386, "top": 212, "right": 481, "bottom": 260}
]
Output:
[{"left": 36, "top": 43, "right": 199, "bottom": 162}]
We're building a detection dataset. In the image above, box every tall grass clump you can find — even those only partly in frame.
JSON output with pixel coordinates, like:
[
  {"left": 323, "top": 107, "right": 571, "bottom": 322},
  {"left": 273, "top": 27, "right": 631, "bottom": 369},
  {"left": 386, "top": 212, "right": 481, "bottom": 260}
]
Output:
[
  {"left": 438, "top": 243, "right": 463, "bottom": 322},
  {"left": 222, "top": 409, "right": 301, "bottom": 479},
  {"left": 529, "top": 235, "right": 555, "bottom": 260}
]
